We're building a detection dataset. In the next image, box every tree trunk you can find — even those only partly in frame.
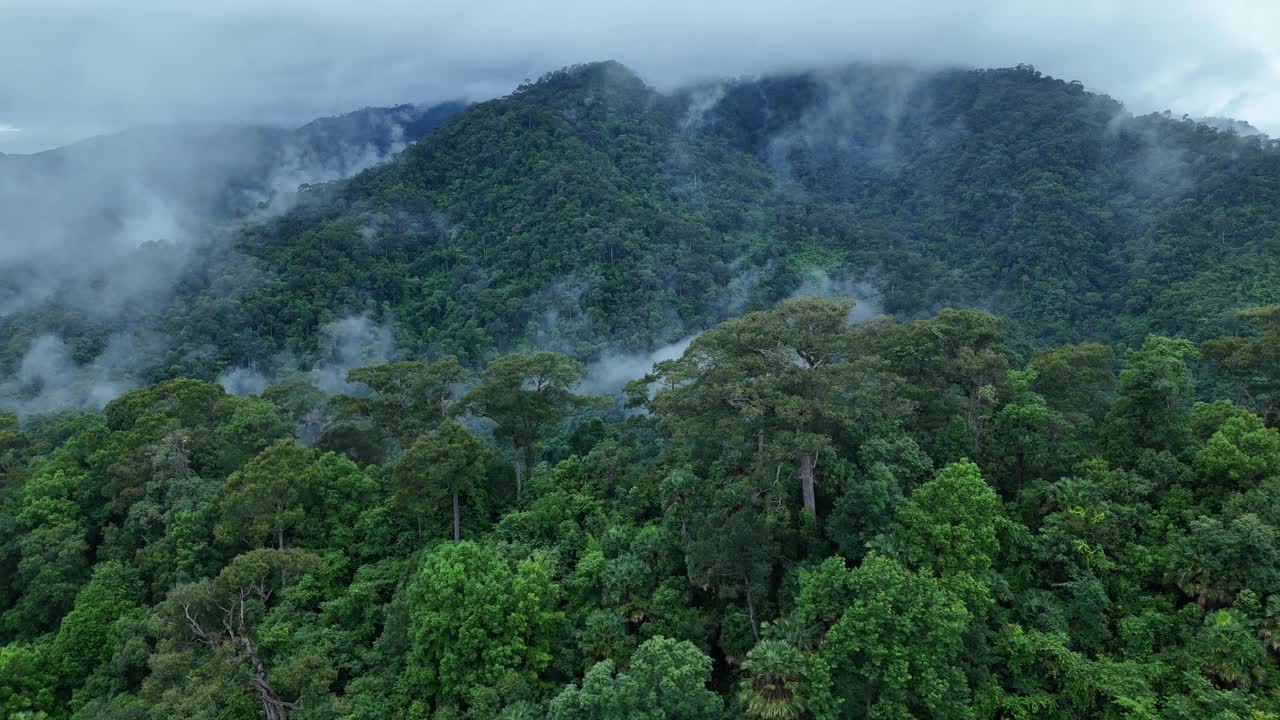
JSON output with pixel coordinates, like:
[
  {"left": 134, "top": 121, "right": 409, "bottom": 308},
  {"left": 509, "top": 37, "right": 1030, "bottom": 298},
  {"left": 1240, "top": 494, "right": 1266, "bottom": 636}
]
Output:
[
  {"left": 241, "top": 635, "right": 290, "bottom": 720},
  {"left": 966, "top": 387, "right": 983, "bottom": 454},
  {"left": 745, "top": 585, "right": 760, "bottom": 642},
  {"left": 452, "top": 491, "right": 461, "bottom": 541},
  {"left": 799, "top": 452, "right": 817, "bottom": 517},
  {"left": 513, "top": 445, "right": 524, "bottom": 500},
  {"left": 274, "top": 500, "right": 286, "bottom": 550}
]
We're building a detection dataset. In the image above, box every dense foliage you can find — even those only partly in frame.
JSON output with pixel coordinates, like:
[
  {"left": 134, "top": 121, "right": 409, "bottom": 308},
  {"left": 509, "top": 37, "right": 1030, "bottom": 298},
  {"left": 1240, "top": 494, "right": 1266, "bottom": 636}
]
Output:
[
  {"left": 3, "top": 59, "right": 1280, "bottom": 719},
  {"left": 4, "top": 60, "right": 1280, "bottom": 387},
  {"left": 2, "top": 297, "right": 1280, "bottom": 719}
]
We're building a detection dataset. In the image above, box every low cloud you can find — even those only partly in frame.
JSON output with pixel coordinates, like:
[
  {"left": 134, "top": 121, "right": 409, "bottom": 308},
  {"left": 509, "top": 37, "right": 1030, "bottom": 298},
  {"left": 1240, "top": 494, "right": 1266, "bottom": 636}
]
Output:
[
  {"left": 218, "top": 314, "right": 398, "bottom": 399},
  {"left": 0, "top": 331, "right": 170, "bottom": 417},
  {"left": 579, "top": 335, "right": 696, "bottom": 396},
  {"left": 216, "top": 366, "right": 271, "bottom": 397},
  {"left": 790, "top": 268, "right": 885, "bottom": 323},
  {"left": 2, "top": 2, "right": 1279, "bottom": 153},
  {"left": 308, "top": 314, "right": 397, "bottom": 395}
]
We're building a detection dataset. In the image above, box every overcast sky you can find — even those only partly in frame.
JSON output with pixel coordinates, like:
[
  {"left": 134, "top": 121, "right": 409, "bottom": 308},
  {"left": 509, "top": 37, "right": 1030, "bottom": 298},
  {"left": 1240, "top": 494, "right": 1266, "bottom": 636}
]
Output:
[{"left": 1, "top": 0, "right": 1278, "bottom": 152}]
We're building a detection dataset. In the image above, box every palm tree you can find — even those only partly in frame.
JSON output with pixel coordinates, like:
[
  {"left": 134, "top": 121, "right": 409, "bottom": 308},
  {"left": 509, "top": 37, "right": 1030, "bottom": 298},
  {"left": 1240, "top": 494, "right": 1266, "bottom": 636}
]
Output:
[
  {"left": 1257, "top": 594, "right": 1280, "bottom": 652},
  {"left": 762, "top": 615, "right": 817, "bottom": 650},
  {"left": 1195, "top": 609, "right": 1269, "bottom": 690},
  {"left": 738, "top": 639, "right": 808, "bottom": 720}
]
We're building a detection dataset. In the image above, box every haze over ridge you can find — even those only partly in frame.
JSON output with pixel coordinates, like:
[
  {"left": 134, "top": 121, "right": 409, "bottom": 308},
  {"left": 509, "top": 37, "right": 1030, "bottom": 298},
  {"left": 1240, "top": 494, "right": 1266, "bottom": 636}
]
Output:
[{"left": 1, "top": 0, "right": 1278, "bottom": 152}]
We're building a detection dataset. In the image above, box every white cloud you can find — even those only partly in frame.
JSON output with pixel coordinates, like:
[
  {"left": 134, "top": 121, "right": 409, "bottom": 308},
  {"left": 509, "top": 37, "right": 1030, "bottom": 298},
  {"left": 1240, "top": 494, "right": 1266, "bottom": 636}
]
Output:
[{"left": 0, "top": 1, "right": 1278, "bottom": 150}]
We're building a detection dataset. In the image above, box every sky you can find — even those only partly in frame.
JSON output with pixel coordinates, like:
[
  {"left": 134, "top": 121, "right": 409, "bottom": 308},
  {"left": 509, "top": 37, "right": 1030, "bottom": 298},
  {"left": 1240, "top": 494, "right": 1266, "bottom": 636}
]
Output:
[{"left": 1, "top": 0, "right": 1278, "bottom": 152}]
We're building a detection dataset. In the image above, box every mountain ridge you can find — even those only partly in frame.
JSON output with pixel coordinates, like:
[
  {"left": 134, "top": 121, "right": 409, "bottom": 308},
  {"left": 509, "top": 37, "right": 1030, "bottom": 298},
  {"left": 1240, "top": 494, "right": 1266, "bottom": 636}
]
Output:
[{"left": 2, "top": 60, "right": 1280, "bottom": 412}]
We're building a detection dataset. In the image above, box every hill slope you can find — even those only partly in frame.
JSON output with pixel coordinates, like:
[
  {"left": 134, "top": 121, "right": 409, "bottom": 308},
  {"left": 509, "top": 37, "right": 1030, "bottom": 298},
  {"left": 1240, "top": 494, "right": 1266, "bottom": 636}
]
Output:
[
  {"left": 4, "top": 61, "right": 1280, "bottom": 407},
  {"left": 0, "top": 101, "right": 464, "bottom": 313}
]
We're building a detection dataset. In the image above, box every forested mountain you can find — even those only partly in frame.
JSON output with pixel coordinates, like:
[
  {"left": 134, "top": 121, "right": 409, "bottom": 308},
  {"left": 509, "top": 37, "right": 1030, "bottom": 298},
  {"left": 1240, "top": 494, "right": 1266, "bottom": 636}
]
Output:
[
  {"left": 0, "top": 100, "right": 465, "bottom": 232},
  {"left": 3, "top": 60, "right": 1280, "bottom": 719},
  {"left": 0, "top": 101, "right": 463, "bottom": 361},
  {"left": 7, "top": 59, "right": 1279, "bottom": 402}
]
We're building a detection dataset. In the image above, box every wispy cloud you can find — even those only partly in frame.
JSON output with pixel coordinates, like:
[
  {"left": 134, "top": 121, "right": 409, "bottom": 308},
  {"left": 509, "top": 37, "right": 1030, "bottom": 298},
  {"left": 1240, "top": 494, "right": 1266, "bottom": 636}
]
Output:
[
  {"left": 1, "top": 1, "right": 1279, "bottom": 151},
  {"left": 0, "top": 124, "right": 20, "bottom": 134}
]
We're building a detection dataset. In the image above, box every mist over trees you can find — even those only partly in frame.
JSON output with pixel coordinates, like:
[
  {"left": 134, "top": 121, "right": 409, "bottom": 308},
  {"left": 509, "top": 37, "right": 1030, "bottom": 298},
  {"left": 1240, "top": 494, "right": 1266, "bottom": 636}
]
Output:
[
  {"left": 6, "top": 60, "right": 1280, "bottom": 419},
  {"left": 2, "top": 59, "right": 1280, "bottom": 719},
  {"left": 2, "top": 295, "right": 1280, "bottom": 718}
]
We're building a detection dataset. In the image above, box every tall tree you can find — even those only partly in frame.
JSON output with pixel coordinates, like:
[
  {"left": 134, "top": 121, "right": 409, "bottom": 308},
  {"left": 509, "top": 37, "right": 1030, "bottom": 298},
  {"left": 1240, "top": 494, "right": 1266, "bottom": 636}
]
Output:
[
  {"left": 455, "top": 352, "right": 600, "bottom": 499},
  {"left": 988, "top": 369, "right": 1069, "bottom": 492},
  {"left": 878, "top": 309, "right": 1010, "bottom": 458},
  {"left": 1027, "top": 342, "right": 1115, "bottom": 423},
  {"left": 650, "top": 298, "right": 908, "bottom": 516},
  {"left": 217, "top": 440, "right": 317, "bottom": 550},
  {"left": 394, "top": 420, "right": 489, "bottom": 541},
  {"left": 685, "top": 484, "right": 778, "bottom": 642},
  {"left": 165, "top": 549, "right": 321, "bottom": 720},
  {"left": 893, "top": 459, "right": 1002, "bottom": 613},
  {"left": 335, "top": 357, "right": 468, "bottom": 452},
  {"left": 47, "top": 560, "right": 140, "bottom": 688},
  {"left": 1101, "top": 335, "right": 1200, "bottom": 460},
  {"left": 5, "top": 469, "right": 89, "bottom": 638},
  {"left": 1202, "top": 306, "right": 1280, "bottom": 428}
]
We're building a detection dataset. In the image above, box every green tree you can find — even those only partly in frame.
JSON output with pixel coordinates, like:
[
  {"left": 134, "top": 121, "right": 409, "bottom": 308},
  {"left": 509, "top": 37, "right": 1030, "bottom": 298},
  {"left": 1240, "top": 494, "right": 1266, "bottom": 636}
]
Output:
[
  {"left": 895, "top": 459, "right": 1002, "bottom": 582},
  {"left": 0, "top": 412, "right": 33, "bottom": 492},
  {"left": 685, "top": 484, "right": 777, "bottom": 641},
  {"left": 217, "top": 440, "right": 318, "bottom": 550},
  {"left": 879, "top": 309, "right": 1010, "bottom": 458},
  {"left": 1202, "top": 306, "right": 1280, "bottom": 428},
  {"left": 808, "top": 554, "right": 972, "bottom": 720},
  {"left": 335, "top": 357, "right": 468, "bottom": 451},
  {"left": 163, "top": 548, "right": 322, "bottom": 720},
  {"left": 988, "top": 369, "right": 1068, "bottom": 492},
  {"left": 455, "top": 352, "right": 600, "bottom": 499},
  {"left": 0, "top": 642, "right": 56, "bottom": 718},
  {"left": 1192, "top": 609, "right": 1271, "bottom": 690},
  {"left": 651, "top": 298, "right": 908, "bottom": 516},
  {"left": 737, "top": 639, "right": 810, "bottom": 720},
  {"left": 1194, "top": 414, "right": 1280, "bottom": 493},
  {"left": 549, "top": 636, "right": 724, "bottom": 720},
  {"left": 261, "top": 382, "right": 332, "bottom": 446},
  {"left": 826, "top": 434, "right": 933, "bottom": 564},
  {"left": 5, "top": 469, "right": 89, "bottom": 637},
  {"left": 1027, "top": 342, "right": 1115, "bottom": 422},
  {"left": 395, "top": 420, "right": 490, "bottom": 541},
  {"left": 401, "top": 542, "right": 561, "bottom": 711},
  {"left": 48, "top": 561, "right": 141, "bottom": 689},
  {"left": 1167, "top": 514, "right": 1280, "bottom": 607},
  {"left": 1102, "top": 336, "right": 1200, "bottom": 459}
]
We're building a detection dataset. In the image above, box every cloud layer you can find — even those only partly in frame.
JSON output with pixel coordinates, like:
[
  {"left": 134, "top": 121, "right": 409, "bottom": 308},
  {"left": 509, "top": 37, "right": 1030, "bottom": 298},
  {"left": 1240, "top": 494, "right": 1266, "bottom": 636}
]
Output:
[{"left": 1, "top": 1, "right": 1278, "bottom": 151}]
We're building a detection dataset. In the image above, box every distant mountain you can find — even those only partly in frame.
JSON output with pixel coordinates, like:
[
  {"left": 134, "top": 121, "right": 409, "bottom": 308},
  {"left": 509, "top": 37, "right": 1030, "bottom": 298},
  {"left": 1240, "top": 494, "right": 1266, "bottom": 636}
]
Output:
[
  {"left": 163, "top": 61, "right": 1276, "bottom": 368},
  {"left": 0, "top": 101, "right": 464, "bottom": 315},
  {"left": 4, "top": 60, "right": 1280, "bottom": 410},
  {"left": 1197, "top": 116, "right": 1266, "bottom": 137},
  {"left": 0, "top": 101, "right": 465, "bottom": 249}
]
